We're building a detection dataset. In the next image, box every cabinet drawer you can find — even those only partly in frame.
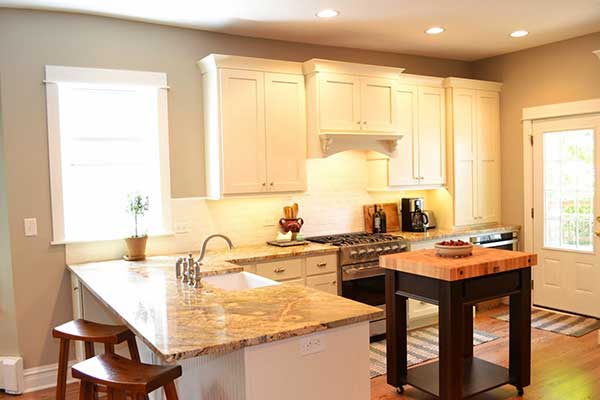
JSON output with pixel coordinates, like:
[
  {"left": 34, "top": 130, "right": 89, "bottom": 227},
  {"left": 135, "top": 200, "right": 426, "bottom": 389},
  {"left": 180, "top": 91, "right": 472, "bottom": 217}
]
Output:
[
  {"left": 306, "top": 253, "right": 337, "bottom": 276},
  {"left": 281, "top": 278, "right": 305, "bottom": 286},
  {"left": 306, "top": 273, "right": 338, "bottom": 295},
  {"left": 256, "top": 258, "right": 302, "bottom": 281}
]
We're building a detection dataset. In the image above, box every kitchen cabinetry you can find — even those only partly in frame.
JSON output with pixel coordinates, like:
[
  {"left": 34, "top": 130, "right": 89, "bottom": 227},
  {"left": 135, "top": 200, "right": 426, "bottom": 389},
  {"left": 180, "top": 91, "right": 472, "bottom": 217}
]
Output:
[
  {"left": 445, "top": 78, "right": 502, "bottom": 226},
  {"left": 367, "top": 75, "right": 446, "bottom": 190},
  {"left": 247, "top": 253, "right": 339, "bottom": 295},
  {"left": 198, "top": 54, "right": 306, "bottom": 198},
  {"left": 303, "top": 59, "right": 404, "bottom": 156}
]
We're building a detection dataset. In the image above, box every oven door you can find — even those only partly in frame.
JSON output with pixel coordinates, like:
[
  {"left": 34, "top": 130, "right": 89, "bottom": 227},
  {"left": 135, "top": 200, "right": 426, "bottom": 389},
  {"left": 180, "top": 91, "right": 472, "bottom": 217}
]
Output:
[
  {"left": 477, "top": 239, "right": 519, "bottom": 251},
  {"left": 341, "top": 262, "right": 385, "bottom": 308}
]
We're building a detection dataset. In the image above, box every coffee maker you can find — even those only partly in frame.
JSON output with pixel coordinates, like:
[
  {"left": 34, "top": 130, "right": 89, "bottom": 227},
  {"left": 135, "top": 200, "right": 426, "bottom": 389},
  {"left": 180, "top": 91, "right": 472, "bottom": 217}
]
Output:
[{"left": 401, "top": 198, "right": 430, "bottom": 232}]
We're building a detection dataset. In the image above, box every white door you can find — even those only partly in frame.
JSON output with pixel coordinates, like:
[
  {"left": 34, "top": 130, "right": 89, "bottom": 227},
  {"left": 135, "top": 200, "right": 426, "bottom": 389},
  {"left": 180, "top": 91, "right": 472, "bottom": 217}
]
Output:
[
  {"left": 318, "top": 72, "right": 361, "bottom": 132},
  {"left": 220, "top": 69, "right": 267, "bottom": 194},
  {"left": 388, "top": 84, "right": 419, "bottom": 186},
  {"left": 417, "top": 86, "right": 445, "bottom": 185},
  {"left": 532, "top": 115, "right": 600, "bottom": 318},
  {"left": 360, "top": 77, "right": 395, "bottom": 132},
  {"left": 452, "top": 88, "right": 478, "bottom": 226},
  {"left": 476, "top": 90, "right": 501, "bottom": 223},
  {"left": 264, "top": 73, "right": 306, "bottom": 192}
]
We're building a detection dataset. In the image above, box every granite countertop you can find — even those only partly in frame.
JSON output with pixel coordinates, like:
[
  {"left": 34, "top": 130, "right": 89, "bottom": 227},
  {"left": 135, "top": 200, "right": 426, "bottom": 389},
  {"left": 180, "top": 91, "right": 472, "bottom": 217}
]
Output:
[
  {"left": 390, "top": 223, "right": 520, "bottom": 243},
  {"left": 67, "top": 242, "right": 380, "bottom": 363}
]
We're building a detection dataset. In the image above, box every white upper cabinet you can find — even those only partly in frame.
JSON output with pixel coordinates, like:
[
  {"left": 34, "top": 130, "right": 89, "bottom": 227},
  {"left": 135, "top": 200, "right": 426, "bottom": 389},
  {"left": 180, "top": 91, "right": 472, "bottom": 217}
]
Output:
[
  {"left": 445, "top": 78, "right": 502, "bottom": 226},
  {"left": 367, "top": 75, "right": 446, "bottom": 190},
  {"left": 318, "top": 72, "right": 362, "bottom": 132},
  {"left": 198, "top": 55, "right": 307, "bottom": 198},
  {"left": 303, "top": 59, "right": 404, "bottom": 156}
]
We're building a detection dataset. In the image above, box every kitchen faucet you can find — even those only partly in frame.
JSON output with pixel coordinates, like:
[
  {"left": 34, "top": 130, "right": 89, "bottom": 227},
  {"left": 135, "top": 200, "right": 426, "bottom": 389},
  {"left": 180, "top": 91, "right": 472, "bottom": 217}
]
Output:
[
  {"left": 175, "top": 234, "right": 234, "bottom": 288},
  {"left": 198, "top": 234, "right": 234, "bottom": 264}
]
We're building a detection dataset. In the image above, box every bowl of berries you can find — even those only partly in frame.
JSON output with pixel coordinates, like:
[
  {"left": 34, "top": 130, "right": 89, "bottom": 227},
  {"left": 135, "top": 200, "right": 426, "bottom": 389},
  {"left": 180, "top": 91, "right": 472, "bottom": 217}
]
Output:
[{"left": 434, "top": 239, "right": 473, "bottom": 258}]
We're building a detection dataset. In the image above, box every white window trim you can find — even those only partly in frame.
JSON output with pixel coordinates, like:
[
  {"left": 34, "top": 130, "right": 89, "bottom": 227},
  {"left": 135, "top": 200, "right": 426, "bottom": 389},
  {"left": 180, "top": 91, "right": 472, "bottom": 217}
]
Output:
[{"left": 45, "top": 65, "right": 173, "bottom": 244}]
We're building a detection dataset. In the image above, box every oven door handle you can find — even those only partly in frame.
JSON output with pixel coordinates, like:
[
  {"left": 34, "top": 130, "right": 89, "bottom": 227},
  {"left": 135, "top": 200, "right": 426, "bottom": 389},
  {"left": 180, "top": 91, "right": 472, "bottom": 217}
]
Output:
[
  {"left": 342, "top": 265, "right": 385, "bottom": 281},
  {"left": 474, "top": 239, "right": 518, "bottom": 248}
]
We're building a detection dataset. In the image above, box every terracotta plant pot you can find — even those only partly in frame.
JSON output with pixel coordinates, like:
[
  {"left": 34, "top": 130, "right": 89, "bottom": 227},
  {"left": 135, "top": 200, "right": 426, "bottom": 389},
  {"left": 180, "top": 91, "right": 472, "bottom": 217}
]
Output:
[{"left": 124, "top": 236, "right": 148, "bottom": 261}]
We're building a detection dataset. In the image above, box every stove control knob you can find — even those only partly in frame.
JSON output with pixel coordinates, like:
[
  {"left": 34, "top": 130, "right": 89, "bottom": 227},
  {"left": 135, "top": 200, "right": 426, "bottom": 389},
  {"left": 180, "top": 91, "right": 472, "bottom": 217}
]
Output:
[
  {"left": 391, "top": 245, "right": 399, "bottom": 252},
  {"left": 358, "top": 249, "right": 367, "bottom": 257},
  {"left": 350, "top": 250, "right": 358, "bottom": 258},
  {"left": 375, "top": 247, "right": 384, "bottom": 254},
  {"left": 367, "top": 248, "right": 375, "bottom": 255},
  {"left": 383, "top": 246, "right": 392, "bottom": 253}
]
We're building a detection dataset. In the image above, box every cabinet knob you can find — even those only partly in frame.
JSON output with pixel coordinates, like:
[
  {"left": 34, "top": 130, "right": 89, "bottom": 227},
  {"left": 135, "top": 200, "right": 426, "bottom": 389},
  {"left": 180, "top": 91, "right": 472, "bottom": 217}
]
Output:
[
  {"left": 262, "top": 183, "right": 266, "bottom": 186},
  {"left": 362, "top": 121, "right": 367, "bottom": 125},
  {"left": 270, "top": 182, "right": 274, "bottom": 186}
]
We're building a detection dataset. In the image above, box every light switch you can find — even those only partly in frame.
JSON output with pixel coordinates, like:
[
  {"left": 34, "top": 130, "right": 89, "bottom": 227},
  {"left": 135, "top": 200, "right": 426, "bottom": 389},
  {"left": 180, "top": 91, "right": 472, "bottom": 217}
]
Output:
[{"left": 24, "top": 218, "right": 37, "bottom": 237}]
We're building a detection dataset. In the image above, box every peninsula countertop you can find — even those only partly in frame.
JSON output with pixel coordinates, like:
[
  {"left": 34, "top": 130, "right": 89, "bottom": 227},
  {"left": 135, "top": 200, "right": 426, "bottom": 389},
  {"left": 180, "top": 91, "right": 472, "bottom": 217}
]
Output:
[{"left": 67, "top": 243, "right": 381, "bottom": 363}]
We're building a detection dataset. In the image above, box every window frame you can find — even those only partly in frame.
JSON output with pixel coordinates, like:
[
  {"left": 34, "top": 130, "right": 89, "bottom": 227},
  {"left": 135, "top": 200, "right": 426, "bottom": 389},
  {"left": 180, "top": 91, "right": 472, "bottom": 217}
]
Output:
[{"left": 45, "top": 65, "right": 172, "bottom": 244}]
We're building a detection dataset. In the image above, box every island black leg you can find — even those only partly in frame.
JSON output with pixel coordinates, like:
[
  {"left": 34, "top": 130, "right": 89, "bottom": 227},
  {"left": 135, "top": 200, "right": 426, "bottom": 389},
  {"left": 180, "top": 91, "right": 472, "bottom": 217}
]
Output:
[
  {"left": 464, "top": 305, "right": 474, "bottom": 358},
  {"left": 509, "top": 267, "right": 532, "bottom": 394},
  {"left": 386, "top": 270, "right": 407, "bottom": 390},
  {"left": 439, "top": 280, "right": 464, "bottom": 400}
]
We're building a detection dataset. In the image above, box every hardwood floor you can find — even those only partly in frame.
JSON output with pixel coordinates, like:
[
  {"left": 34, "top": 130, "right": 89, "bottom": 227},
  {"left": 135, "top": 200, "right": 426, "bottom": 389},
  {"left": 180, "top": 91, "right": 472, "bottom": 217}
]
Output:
[{"left": 2, "top": 306, "right": 599, "bottom": 400}]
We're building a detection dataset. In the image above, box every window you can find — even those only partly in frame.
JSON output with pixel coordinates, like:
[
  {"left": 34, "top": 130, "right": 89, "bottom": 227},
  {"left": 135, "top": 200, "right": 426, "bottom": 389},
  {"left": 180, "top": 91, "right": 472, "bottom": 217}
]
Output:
[
  {"left": 45, "top": 66, "right": 171, "bottom": 243},
  {"left": 543, "top": 129, "right": 595, "bottom": 251}
]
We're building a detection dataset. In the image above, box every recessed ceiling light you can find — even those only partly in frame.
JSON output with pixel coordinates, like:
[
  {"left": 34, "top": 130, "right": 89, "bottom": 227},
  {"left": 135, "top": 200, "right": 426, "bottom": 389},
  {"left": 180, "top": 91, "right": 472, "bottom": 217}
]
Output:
[
  {"left": 316, "top": 9, "right": 339, "bottom": 18},
  {"left": 510, "top": 30, "right": 529, "bottom": 38},
  {"left": 425, "top": 26, "right": 445, "bottom": 35}
]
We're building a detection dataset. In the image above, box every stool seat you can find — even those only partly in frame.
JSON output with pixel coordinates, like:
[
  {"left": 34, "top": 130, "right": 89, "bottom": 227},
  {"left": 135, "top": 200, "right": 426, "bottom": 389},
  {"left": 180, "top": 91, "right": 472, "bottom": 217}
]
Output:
[
  {"left": 53, "top": 319, "right": 132, "bottom": 344},
  {"left": 72, "top": 353, "right": 182, "bottom": 394}
]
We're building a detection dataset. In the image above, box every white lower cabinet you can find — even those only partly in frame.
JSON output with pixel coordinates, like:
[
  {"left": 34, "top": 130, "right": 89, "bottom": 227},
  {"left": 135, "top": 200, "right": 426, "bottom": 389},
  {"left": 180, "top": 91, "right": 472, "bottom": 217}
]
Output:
[
  {"left": 254, "top": 253, "right": 339, "bottom": 295},
  {"left": 306, "top": 273, "right": 338, "bottom": 295}
]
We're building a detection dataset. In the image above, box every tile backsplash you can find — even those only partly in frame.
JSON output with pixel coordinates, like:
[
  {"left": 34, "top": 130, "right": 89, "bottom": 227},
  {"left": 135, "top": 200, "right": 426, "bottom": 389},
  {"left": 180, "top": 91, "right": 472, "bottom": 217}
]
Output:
[{"left": 66, "top": 151, "right": 452, "bottom": 264}]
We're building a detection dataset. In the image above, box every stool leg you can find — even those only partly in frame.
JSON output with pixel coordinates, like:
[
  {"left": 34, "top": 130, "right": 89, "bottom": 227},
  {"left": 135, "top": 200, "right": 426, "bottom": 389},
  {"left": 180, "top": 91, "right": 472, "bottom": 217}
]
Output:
[
  {"left": 80, "top": 381, "right": 94, "bottom": 400},
  {"left": 112, "top": 390, "right": 126, "bottom": 400},
  {"left": 84, "top": 342, "right": 95, "bottom": 359},
  {"left": 105, "top": 343, "right": 115, "bottom": 354},
  {"left": 164, "top": 382, "right": 179, "bottom": 400},
  {"left": 55, "top": 338, "right": 70, "bottom": 400},
  {"left": 126, "top": 335, "right": 141, "bottom": 362}
]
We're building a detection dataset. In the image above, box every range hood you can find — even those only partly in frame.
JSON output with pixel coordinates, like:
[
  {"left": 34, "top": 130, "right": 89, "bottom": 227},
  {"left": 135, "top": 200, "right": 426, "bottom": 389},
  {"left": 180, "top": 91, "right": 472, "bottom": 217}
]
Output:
[{"left": 302, "top": 58, "right": 406, "bottom": 157}]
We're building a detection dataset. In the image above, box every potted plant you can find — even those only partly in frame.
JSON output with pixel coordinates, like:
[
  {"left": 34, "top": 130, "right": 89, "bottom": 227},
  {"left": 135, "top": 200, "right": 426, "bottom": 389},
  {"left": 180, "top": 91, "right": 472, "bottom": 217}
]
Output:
[{"left": 124, "top": 194, "right": 149, "bottom": 261}]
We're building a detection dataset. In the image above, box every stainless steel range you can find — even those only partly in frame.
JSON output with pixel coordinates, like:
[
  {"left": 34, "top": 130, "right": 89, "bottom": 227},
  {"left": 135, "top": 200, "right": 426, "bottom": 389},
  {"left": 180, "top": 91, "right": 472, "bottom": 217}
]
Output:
[{"left": 306, "top": 232, "right": 409, "bottom": 339}]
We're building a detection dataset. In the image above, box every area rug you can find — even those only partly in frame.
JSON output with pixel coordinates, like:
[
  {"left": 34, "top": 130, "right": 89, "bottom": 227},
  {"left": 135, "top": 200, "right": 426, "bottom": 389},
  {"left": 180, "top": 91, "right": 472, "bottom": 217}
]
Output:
[
  {"left": 369, "top": 326, "right": 499, "bottom": 378},
  {"left": 493, "top": 308, "right": 600, "bottom": 337}
]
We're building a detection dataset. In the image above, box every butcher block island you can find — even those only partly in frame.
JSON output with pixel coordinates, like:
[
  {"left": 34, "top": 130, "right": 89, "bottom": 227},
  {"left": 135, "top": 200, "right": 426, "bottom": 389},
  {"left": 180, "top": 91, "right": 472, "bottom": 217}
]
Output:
[
  {"left": 380, "top": 247, "right": 537, "bottom": 400},
  {"left": 67, "top": 250, "right": 382, "bottom": 400}
]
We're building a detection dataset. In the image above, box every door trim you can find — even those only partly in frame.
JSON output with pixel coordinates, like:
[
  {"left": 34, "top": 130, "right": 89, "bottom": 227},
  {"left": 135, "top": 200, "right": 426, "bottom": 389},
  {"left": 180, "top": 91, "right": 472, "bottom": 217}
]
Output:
[{"left": 522, "top": 98, "right": 600, "bottom": 255}]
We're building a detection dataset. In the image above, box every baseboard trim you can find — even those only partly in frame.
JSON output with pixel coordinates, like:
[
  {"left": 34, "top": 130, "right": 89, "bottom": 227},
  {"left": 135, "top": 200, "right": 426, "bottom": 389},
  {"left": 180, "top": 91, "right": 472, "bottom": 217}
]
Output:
[{"left": 23, "top": 360, "right": 77, "bottom": 393}]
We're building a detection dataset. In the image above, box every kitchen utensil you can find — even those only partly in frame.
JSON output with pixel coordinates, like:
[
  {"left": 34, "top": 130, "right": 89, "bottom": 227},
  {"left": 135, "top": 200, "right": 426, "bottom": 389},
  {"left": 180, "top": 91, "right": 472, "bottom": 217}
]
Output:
[
  {"left": 292, "top": 203, "right": 299, "bottom": 219},
  {"left": 363, "top": 203, "right": 400, "bottom": 233}
]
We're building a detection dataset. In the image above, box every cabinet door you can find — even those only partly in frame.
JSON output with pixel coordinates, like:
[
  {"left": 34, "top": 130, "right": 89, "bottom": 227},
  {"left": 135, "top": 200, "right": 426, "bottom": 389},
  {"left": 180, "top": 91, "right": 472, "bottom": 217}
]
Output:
[
  {"left": 264, "top": 73, "right": 307, "bottom": 192},
  {"left": 220, "top": 69, "right": 267, "bottom": 194},
  {"left": 361, "top": 77, "right": 396, "bottom": 132},
  {"left": 318, "top": 72, "right": 361, "bottom": 132},
  {"left": 388, "top": 85, "right": 419, "bottom": 186},
  {"left": 306, "top": 273, "right": 338, "bottom": 295},
  {"left": 452, "top": 88, "right": 479, "bottom": 226},
  {"left": 476, "top": 90, "right": 501, "bottom": 223},
  {"left": 417, "top": 87, "right": 445, "bottom": 185}
]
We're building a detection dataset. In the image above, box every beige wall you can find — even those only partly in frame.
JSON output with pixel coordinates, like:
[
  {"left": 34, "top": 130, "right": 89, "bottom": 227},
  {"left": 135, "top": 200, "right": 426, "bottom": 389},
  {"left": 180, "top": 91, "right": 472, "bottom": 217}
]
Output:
[
  {"left": 0, "top": 82, "right": 21, "bottom": 357},
  {"left": 0, "top": 8, "right": 473, "bottom": 368},
  {"left": 472, "top": 31, "right": 600, "bottom": 229}
]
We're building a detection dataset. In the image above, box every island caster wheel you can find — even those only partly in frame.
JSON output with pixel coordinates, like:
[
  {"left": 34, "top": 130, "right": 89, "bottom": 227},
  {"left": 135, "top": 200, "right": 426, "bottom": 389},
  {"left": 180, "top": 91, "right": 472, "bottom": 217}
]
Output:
[
  {"left": 517, "top": 387, "right": 524, "bottom": 396},
  {"left": 396, "top": 386, "right": 404, "bottom": 394}
]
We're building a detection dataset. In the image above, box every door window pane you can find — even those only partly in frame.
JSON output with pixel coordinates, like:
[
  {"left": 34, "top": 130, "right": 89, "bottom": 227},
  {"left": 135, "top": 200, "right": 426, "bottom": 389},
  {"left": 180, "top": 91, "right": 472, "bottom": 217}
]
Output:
[{"left": 543, "top": 130, "right": 594, "bottom": 251}]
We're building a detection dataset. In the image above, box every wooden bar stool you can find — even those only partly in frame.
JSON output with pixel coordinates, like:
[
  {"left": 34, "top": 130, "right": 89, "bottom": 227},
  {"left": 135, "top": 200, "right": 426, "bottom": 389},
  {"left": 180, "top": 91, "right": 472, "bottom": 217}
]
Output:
[
  {"left": 72, "top": 353, "right": 182, "bottom": 400},
  {"left": 52, "top": 319, "right": 143, "bottom": 400}
]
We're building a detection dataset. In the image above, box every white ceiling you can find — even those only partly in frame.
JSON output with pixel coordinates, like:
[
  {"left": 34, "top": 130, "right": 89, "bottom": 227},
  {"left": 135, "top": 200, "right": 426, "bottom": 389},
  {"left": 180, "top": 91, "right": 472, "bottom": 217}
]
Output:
[{"left": 2, "top": 0, "right": 600, "bottom": 61}]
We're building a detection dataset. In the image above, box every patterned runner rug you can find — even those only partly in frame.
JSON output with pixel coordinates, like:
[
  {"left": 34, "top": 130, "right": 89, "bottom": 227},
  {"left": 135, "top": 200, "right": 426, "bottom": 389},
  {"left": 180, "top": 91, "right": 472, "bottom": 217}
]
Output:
[
  {"left": 493, "top": 308, "right": 600, "bottom": 337},
  {"left": 369, "top": 326, "right": 499, "bottom": 378}
]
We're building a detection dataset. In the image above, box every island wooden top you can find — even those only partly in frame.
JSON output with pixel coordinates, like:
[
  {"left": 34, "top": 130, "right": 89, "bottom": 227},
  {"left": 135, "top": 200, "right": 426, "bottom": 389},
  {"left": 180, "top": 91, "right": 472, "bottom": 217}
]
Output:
[{"left": 380, "top": 247, "right": 537, "bottom": 281}]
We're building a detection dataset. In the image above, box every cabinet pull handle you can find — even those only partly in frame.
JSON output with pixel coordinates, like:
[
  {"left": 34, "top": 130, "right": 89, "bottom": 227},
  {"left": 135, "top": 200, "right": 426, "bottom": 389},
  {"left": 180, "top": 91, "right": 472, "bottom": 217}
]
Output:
[
  {"left": 274, "top": 268, "right": 286, "bottom": 273},
  {"left": 362, "top": 121, "right": 367, "bottom": 125},
  {"left": 316, "top": 262, "right": 327, "bottom": 268},
  {"left": 262, "top": 183, "right": 266, "bottom": 186},
  {"left": 331, "top": 281, "right": 336, "bottom": 285},
  {"left": 356, "top": 121, "right": 361, "bottom": 125}
]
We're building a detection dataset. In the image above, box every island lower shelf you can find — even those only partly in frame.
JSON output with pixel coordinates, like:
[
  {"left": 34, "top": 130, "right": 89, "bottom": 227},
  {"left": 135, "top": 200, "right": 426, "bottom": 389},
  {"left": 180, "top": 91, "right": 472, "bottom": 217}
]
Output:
[{"left": 406, "top": 357, "right": 509, "bottom": 399}]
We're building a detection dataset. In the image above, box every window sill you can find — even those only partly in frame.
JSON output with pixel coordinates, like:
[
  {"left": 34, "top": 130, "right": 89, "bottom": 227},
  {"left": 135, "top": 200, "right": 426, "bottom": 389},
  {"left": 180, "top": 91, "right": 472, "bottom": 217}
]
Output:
[{"left": 50, "top": 231, "right": 175, "bottom": 246}]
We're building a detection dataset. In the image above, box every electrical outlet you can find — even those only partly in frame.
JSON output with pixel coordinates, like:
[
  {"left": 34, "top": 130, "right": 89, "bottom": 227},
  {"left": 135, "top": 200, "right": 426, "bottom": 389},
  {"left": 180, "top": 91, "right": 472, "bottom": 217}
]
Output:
[
  {"left": 300, "top": 334, "right": 326, "bottom": 356},
  {"left": 23, "top": 218, "right": 37, "bottom": 237},
  {"left": 174, "top": 221, "right": 193, "bottom": 234}
]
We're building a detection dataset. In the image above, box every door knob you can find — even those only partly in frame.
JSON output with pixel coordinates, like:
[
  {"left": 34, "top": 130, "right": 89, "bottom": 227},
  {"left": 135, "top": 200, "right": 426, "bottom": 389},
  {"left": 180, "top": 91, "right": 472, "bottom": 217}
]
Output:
[{"left": 595, "top": 231, "right": 600, "bottom": 238}]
